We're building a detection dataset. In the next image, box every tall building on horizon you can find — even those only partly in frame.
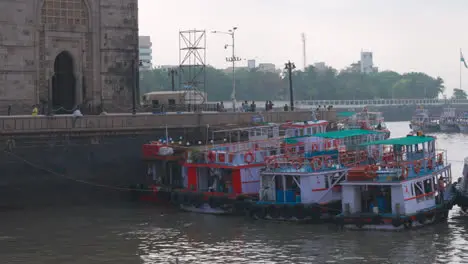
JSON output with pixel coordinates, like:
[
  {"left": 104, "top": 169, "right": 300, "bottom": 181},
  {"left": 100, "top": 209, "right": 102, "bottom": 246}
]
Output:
[
  {"left": 360, "top": 51, "right": 374, "bottom": 74},
  {"left": 139, "top": 36, "right": 153, "bottom": 71}
]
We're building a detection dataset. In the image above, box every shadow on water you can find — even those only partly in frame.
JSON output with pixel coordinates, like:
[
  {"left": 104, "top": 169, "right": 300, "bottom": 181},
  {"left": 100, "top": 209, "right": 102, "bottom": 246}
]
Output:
[{"left": 1, "top": 122, "right": 468, "bottom": 263}]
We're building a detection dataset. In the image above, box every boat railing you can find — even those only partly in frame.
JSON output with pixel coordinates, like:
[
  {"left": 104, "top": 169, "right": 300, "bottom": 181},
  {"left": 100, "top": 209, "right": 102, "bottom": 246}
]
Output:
[
  {"left": 346, "top": 150, "right": 448, "bottom": 182},
  {"left": 264, "top": 154, "right": 343, "bottom": 173},
  {"left": 209, "top": 137, "right": 282, "bottom": 153}
]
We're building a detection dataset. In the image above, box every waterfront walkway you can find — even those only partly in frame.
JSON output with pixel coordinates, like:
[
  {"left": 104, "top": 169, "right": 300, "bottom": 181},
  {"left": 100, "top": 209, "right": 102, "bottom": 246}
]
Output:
[
  {"left": 0, "top": 110, "right": 335, "bottom": 135},
  {"left": 219, "top": 98, "right": 468, "bottom": 109}
]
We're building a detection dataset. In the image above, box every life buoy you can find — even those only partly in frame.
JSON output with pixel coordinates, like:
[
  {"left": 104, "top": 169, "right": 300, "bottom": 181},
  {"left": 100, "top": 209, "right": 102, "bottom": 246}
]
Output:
[
  {"left": 372, "top": 149, "right": 379, "bottom": 160},
  {"left": 312, "top": 143, "right": 319, "bottom": 152},
  {"left": 427, "top": 158, "right": 433, "bottom": 170},
  {"left": 333, "top": 140, "right": 339, "bottom": 149},
  {"left": 244, "top": 152, "right": 255, "bottom": 164},
  {"left": 360, "top": 151, "right": 367, "bottom": 161},
  {"left": 292, "top": 159, "right": 303, "bottom": 170},
  {"left": 286, "top": 145, "right": 296, "bottom": 155},
  {"left": 401, "top": 166, "right": 408, "bottom": 179},
  {"left": 311, "top": 157, "right": 323, "bottom": 171},
  {"left": 326, "top": 140, "right": 332, "bottom": 150},
  {"left": 340, "top": 152, "right": 348, "bottom": 164},
  {"left": 437, "top": 153, "right": 443, "bottom": 165},
  {"left": 207, "top": 151, "right": 216, "bottom": 163},
  {"left": 266, "top": 157, "right": 276, "bottom": 169},
  {"left": 364, "top": 165, "right": 377, "bottom": 178},
  {"left": 413, "top": 160, "right": 421, "bottom": 174}
]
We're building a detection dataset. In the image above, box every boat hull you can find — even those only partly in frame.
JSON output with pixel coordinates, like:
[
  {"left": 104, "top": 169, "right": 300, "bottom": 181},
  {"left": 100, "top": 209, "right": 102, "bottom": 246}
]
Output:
[
  {"left": 440, "top": 124, "right": 459, "bottom": 132},
  {"left": 336, "top": 209, "right": 450, "bottom": 231},
  {"left": 458, "top": 124, "right": 468, "bottom": 133},
  {"left": 170, "top": 190, "right": 254, "bottom": 215},
  {"left": 248, "top": 200, "right": 341, "bottom": 223},
  {"left": 180, "top": 203, "right": 230, "bottom": 215},
  {"left": 410, "top": 123, "right": 439, "bottom": 133}
]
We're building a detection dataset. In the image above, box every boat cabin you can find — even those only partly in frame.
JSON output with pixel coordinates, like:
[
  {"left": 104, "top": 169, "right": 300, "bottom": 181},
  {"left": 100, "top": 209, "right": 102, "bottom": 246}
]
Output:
[
  {"left": 340, "top": 135, "right": 451, "bottom": 217},
  {"left": 282, "top": 120, "right": 328, "bottom": 140},
  {"left": 259, "top": 153, "right": 346, "bottom": 205},
  {"left": 182, "top": 125, "right": 282, "bottom": 197}
]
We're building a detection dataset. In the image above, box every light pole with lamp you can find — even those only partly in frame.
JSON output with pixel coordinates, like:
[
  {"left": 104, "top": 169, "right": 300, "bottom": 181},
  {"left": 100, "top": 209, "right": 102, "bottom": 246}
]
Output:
[
  {"left": 212, "top": 27, "right": 241, "bottom": 112},
  {"left": 285, "top": 61, "right": 296, "bottom": 111}
]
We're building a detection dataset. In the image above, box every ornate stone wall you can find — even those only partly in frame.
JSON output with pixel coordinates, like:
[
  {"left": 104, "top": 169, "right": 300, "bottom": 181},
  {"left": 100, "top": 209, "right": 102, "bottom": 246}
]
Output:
[{"left": 0, "top": 0, "right": 139, "bottom": 114}]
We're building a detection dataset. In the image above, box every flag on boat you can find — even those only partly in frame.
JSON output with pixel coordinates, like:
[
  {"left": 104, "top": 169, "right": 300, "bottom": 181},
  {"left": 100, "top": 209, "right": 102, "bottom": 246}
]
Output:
[{"left": 461, "top": 50, "right": 468, "bottom": 68}]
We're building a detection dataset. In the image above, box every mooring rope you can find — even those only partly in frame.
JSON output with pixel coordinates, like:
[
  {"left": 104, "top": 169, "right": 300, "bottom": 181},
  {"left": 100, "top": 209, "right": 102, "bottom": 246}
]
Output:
[{"left": 3, "top": 150, "right": 152, "bottom": 192}]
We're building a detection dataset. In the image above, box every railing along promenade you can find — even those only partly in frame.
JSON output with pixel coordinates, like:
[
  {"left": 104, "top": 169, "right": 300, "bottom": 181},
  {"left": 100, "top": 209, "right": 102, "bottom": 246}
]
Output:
[
  {"left": 293, "top": 98, "right": 468, "bottom": 108},
  {"left": 0, "top": 110, "right": 335, "bottom": 136}
]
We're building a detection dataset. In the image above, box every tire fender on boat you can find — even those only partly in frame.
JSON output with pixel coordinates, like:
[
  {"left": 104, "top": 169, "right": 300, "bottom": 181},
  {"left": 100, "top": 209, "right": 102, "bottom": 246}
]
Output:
[
  {"left": 266, "top": 205, "right": 279, "bottom": 219},
  {"left": 403, "top": 219, "right": 412, "bottom": 229},
  {"left": 208, "top": 196, "right": 218, "bottom": 208},
  {"left": 281, "top": 205, "right": 293, "bottom": 219},
  {"left": 255, "top": 205, "right": 267, "bottom": 219},
  {"left": 372, "top": 215, "right": 383, "bottom": 225},
  {"left": 293, "top": 204, "right": 306, "bottom": 219},
  {"left": 416, "top": 213, "right": 426, "bottom": 224},
  {"left": 391, "top": 218, "right": 403, "bottom": 228},
  {"left": 355, "top": 219, "right": 364, "bottom": 228}
]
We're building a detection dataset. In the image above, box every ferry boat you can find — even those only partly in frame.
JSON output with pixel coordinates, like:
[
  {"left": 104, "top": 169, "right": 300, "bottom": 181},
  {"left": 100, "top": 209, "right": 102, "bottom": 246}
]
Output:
[
  {"left": 248, "top": 129, "right": 387, "bottom": 222},
  {"left": 335, "top": 134, "right": 455, "bottom": 231},
  {"left": 340, "top": 108, "right": 390, "bottom": 139},
  {"left": 452, "top": 157, "right": 468, "bottom": 212},
  {"left": 456, "top": 112, "right": 468, "bottom": 133},
  {"left": 409, "top": 107, "right": 439, "bottom": 132},
  {"left": 171, "top": 120, "right": 333, "bottom": 215},
  {"left": 439, "top": 108, "right": 459, "bottom": 132}
]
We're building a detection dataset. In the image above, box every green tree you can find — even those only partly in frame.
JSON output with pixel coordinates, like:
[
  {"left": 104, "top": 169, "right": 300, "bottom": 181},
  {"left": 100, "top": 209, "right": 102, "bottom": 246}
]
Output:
[
  {"left": 138, "top": 64, "right": 445, "bottom": 101},
  {"left": 452, "top": 88, "right": 467, "bottom": 99}
]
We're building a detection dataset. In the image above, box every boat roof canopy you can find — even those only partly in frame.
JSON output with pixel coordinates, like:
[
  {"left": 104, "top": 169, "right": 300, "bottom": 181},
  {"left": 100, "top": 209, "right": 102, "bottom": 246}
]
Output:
[
  {"left": 337, "top": 111, "right": 356, "bottom": 118},
  {"left": 314, "top": 129, "right": 384, "bottom": 139},
  {"left": 360, "top": 135, "right": 434, "bottom": 146}
]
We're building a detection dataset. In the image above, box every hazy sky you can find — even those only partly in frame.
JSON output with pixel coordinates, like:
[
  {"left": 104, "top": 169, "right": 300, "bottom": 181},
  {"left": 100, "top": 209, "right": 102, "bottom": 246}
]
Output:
[{"left": 139, "top": 0, "right": 468, "bottom": 96}]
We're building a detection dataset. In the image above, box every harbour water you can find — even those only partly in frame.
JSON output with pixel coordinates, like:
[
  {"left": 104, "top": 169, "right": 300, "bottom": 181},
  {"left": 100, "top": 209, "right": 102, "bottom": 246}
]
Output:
[{"left": 2, "top": 122, "right": 468, "bottom": 264}]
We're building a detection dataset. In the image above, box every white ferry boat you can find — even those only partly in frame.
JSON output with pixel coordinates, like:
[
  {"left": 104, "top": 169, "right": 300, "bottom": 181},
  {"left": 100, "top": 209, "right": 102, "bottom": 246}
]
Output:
[
  {"left": 409, "top": 107, "right": 439, "bottom": 132},
  {"left": 456, "top": 112, "right": 468, "bottom": 133},
  {"left": 248, "top": 129, "right": 387, "bottom": 222},
  {"left": 335, "top": 134, "right": 455, "bottom": 231},
  {"left": 439, "top": 108, "right": 459, "bottom": 132}
]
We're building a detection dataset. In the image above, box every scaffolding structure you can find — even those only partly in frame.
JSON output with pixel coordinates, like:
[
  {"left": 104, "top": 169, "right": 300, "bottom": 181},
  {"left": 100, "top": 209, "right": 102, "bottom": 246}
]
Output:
[{"left": 179, "top": 29, "right": 206, "bottom": 106}]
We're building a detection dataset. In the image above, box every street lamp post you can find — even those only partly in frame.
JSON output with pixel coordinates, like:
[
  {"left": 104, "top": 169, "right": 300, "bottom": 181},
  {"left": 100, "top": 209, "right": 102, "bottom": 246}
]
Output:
[
  {"left": 212, "top": 27, "right": 241, "bottom": 112},
  {"left": 168, "top": 68, "right": 178, "bottom": 91},
  {"left": 285, "top": 61, "right": 296, "bottom": 111}
]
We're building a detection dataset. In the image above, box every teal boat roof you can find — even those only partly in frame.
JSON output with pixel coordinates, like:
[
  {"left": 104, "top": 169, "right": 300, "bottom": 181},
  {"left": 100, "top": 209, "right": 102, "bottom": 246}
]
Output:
[
  {"left": 313, "top": 129, "right": 384, "bottom": 139},
  {"left": 337, "top": 111, "right": 356, "bottom": 118},
  {"left": 361, "top": 135, "right": 434, "bottom": 146}
]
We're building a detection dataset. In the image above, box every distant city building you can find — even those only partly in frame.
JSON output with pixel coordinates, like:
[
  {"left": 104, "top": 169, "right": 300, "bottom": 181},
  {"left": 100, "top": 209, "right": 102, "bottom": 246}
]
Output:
[
  {"left": 343, "top": 51, "right": 378, "bottom": 74},
  {"left": 247, "top": 59, "right": 256, "bottom": 69},
  {"left": 360, "top": 51, "right": 375, "bottom": 74},
  {"left": 313, "top": 62, "right": 327, "bottom": 72},
  {"left": 157, "top": 65, "right": 178, "bottom": 71},
  {"left": 258, "top": 63, "right": 276, "bottom": 73},
  {"left": 139, "top": 36, "right": 153, "bottom": 71}
]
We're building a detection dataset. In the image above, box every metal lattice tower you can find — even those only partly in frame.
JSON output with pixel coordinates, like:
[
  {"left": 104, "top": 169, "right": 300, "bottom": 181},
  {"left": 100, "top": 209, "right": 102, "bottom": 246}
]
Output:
[{"left": 179, "top": 29, "right": 206, "bottom": 105}]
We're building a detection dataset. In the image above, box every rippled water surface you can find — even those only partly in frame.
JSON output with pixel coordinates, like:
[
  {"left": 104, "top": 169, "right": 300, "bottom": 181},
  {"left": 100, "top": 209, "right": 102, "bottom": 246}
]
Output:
[{"left": 2, "top": 122, "right": 468, "bottom": 264}]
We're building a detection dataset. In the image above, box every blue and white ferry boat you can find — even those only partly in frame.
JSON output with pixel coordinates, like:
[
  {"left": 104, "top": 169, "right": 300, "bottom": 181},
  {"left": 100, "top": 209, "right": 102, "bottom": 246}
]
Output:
[
  {"left": 248, "top": 129, "right": 386, "bottom": 222},
  {"left": 335, "top": 133, "right": 456, "bottom": 231}
]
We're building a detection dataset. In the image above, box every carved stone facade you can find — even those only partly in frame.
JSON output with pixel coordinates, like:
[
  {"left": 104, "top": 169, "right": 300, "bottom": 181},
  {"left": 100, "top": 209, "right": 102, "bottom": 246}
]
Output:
[{"left": 0, "top": 0, "right": 139, "bottom": 113}]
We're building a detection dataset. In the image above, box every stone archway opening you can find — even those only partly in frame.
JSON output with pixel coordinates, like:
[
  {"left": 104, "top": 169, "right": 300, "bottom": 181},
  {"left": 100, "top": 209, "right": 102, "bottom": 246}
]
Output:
[{"left": 52, "top": 51, "right": 76, "bottom": 112}]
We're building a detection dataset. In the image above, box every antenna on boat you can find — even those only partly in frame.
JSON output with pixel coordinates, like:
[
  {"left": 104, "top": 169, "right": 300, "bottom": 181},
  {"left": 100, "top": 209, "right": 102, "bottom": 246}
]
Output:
[{"left": 165, "top": 124, "right": 169, "bottom": 143}]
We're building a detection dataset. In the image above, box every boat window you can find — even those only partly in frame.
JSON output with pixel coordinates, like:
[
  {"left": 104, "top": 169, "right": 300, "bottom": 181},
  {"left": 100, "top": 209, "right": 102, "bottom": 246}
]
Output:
[
  {"left": 414, "top": 181, "right": 423, "bottom": 196},
  {"left": 424, "top": 179, "right": 433, "bottom": 193},
  {"left": 325, "top": 176, "right": 329, "bottom": 189},
  {"left": 411, "top": 183, "right": 415, "bottom": 197}
]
